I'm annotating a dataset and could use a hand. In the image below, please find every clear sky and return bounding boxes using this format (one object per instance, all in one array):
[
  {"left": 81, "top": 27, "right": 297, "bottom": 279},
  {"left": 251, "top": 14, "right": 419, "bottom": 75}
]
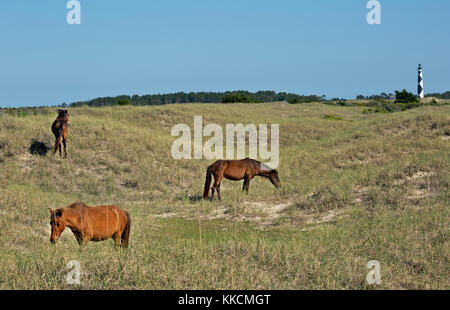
[{"left": 0, "top": 0, "right": 449, "bottom": 107}]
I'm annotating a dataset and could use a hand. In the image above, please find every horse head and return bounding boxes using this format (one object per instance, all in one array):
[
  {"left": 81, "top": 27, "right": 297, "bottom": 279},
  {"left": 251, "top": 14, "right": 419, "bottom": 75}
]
[
  {"left": 57, "top": 109, "right": 70, "bottom": 125},
  {"left": 269, "top": 170, "right": 282, "bottom": 188},
  {"left": 49, "top": 208, "right": 66, "bottom": 244}
]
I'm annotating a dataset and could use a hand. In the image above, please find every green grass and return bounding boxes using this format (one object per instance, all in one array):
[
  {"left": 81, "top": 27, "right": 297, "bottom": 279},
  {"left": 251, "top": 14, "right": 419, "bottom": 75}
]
[{"left": 0, "top": 102, "right": 449, "bottom": 289}]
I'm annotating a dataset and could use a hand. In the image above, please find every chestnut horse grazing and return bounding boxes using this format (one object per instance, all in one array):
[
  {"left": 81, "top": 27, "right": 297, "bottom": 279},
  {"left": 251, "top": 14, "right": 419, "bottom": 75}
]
[
  {"left": 203, "top": 158, "right": 281, "bottom": 200},
  {"left": 51, "top": 109, "right": 69, "bottom": 158},
  {"left": 49, "top": 202, "right": 131, "bottom": 248}
]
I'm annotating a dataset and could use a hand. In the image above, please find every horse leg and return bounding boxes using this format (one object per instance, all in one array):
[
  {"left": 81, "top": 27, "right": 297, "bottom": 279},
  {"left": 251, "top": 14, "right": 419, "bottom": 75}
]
[
  {"left": 75, "top": 234, "right": 88, "bottom": 250},
  {"left": 76, "top": 237, "right": 85, "bottom": 248},
  {"left": 75, "top": 234, "right": 83, "bottom": 245},
  {"left": 62, "top": 136, "right": 67, "bottom": 158},
  {"left": 53, "top": 137, "right": 61, "bottom": 155},
  {"left": 211, "top": 187, "right": 215, "bottom": 200},
  {"left": 112, "top": 232, "right": 121, "bottom": 248},
  {"left": 210, "top": 173, "right": 216, "bottom": 200},
  {"left": 243, "top": 176, "right": 250, "bottom": 194},
  {"left": 217, "top": 182, "right": 222, "bottom": 200},
  {"left": 213, "top": 175, "right": 223, "bottom": 200}
]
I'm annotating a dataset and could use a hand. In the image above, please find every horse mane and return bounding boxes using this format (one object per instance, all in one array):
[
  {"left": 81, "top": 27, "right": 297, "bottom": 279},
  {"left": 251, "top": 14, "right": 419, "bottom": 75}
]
[
  {"left": 245, "top": 158, "right": 274, "bottom": 172},
  {"left": 64, "top": 202, "right": 87, "bottom": 210},
  {"left": 245, "top": 158, "right": 262, "bottom": 165},
  {"left": 56, "top": 110, "right": 69, "bottom": 121}
]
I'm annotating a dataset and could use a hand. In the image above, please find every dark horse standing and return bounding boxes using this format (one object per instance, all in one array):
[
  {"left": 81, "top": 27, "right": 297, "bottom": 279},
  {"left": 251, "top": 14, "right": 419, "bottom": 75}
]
[
  {"left": 51, "top": 109, "right": 69, "bottom": 158},
  {"left": 203, "top": 158, "right": 281, "bottom": 200}
]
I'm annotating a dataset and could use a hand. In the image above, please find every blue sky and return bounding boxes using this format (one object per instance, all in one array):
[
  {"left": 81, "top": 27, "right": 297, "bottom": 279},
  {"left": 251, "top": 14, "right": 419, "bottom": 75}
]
[{"left": 0, "top": 0, "right": 449, "bottom": 107}]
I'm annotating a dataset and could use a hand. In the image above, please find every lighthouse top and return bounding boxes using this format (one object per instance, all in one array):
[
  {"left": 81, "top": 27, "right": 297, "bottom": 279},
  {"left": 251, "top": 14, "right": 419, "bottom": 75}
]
[{"left": 418, "top": 64, "right": 422, "bottom": 70}]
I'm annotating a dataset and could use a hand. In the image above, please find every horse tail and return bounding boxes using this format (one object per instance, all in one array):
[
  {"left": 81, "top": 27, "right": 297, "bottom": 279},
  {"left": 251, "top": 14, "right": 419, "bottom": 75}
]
[
  {"left": 203, "top": 166, "right": 212, "bottom": 199},
  {"left": 121, "top": 211, "right": 131, "bottom": 248},
  {"left": 52, "top": 122, "right": 63, "bottom": 154},
  {"left": 53, "top": 123, "right": 63, "bottom": 142},
  {"left": 58, "top": 125, "right": 63, "bottom": 141}
]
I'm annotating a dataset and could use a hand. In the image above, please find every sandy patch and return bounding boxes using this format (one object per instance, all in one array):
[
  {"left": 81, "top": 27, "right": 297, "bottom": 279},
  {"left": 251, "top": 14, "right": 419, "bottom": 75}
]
[
  {"left": 304, "top": 209, "right": 343, "bottom": 225},
  {"left": 18, "top": 152, "right": 35, "bottom": 172},
  {"left": 153, "top": 212, "right": 178, "bottom": 219}
]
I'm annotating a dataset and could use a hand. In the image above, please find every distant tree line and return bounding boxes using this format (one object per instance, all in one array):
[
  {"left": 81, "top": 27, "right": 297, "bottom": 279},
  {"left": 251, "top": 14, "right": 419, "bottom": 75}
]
[
  {"left": 69, "top": 91, "right": 324, "bottom": 107},
  {"left": 356, "top": 91, "right": 450, "bottom": 101},
  {"left": 220, "top": 93, "right": 262, "bottom": 103},
  {"left": 355, "top": 92, "right": 395, "bottom": 100},
  {"left": 425, "top": 91, "right": 450, "bottom": 99}
]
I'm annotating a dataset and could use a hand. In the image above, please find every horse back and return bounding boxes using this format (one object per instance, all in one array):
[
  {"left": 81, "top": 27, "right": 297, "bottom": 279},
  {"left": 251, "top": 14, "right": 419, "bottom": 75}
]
[
  {"left": 51, "top": 119, "right": 60, "bottom": 137},
  {"left": 87, "top": 205, "right": 126, "bottom": 224},
  {"left": 76, "top": 205, "right": 128, "bottom": 239},
  {"left": 51, "top": 118, "right": 69, "bottom": 138},
  {"left": 66, "top": 203, "right": 128, "bottom": 241},
  {"left": 211, "top": 159, "right": 260, "bottom": 180}
]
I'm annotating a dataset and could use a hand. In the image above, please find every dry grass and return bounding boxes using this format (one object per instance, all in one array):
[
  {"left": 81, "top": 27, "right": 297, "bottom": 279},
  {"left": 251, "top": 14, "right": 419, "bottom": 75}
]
[{"left": 0, "top": 102, "right": 448, "bottom": 289}]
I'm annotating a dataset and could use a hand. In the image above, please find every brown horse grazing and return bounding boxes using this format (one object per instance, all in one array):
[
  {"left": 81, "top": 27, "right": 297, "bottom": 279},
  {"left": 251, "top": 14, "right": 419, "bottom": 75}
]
[
  {"left": 49, "top": 202, "right": 131, "bottom": 248},
  {"left": 51, "top": 109, "right": 69, "bottom": 158},
  {"left": 203, "top": 158, "right": 281, "bottom": 200}
]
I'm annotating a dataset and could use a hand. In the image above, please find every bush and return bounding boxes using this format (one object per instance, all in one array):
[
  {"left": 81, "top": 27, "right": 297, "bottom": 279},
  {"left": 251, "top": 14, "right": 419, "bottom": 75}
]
[
  {"left": 362, "top": 108, "right": 387, "bottom": 114},
  {"left": 359, "top": 99, "right": 422, "bottom": 114},
  {"left": 395, "top": 89, "right": 418, "bottom": 104},
  {"left": 398, "top": 102, "right": 420, "bottom": 111},
  {"left": 220, "top": 93, "right": 261, "bottom": 103},
  {"left": 117, "top": 99, "right": 131, "bottom": 106},
  {"left": 288, "top": 98, "right": 302, "bottom": 104},
  {"left": 324, "top": 114, "right": 344, "bottom": 120},
  {"left": 288, "top": 96, "right": 322, "bottom": 104}
]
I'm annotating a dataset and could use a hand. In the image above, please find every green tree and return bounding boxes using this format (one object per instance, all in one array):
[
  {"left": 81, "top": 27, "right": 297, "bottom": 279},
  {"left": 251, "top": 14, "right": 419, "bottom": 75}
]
[
  {"left": 394, "top": 89, "right": 418, "bottom": 103},
  {"left": 117, "top": 99, "right": 131, "bottom": 106}
]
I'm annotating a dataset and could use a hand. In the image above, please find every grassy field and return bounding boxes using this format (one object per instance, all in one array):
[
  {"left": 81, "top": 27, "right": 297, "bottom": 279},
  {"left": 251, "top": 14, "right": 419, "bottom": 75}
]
[{"left": 0, "top": 102, "right": 448, "bottom": 289}]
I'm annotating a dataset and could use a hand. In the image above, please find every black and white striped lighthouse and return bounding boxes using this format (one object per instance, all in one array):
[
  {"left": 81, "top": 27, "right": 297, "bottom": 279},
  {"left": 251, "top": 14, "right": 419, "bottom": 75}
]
[{"left": 418, "top": 64, "right": 424, "bottom": 99}]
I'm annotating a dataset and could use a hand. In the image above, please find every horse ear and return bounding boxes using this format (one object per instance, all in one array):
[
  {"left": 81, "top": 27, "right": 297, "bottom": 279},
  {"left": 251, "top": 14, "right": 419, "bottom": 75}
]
[{"left": 49, "top": 208, "right": 54, "bottom": 213}]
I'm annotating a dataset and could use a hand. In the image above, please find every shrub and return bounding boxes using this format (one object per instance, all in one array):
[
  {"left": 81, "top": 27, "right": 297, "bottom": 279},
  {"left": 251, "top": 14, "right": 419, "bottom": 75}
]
[
  {"left": 395, "top": 89, "right": 419, "bottom": 104},
  {"left": 117, "top": 99, "right": 131, "bottom": 106},
  {"left": 288, "top": 98, "right": 302, "bottom": 104},
  {"left": 220, "top": 93, "right": 261, "bottom": 103},
  {"left": 362, "top": 108, "right": 387, "bottom": 114},
  {"left": 288, "top": 96, "right": 323, "bottom": 104},
  {"left": 324, "top": 114, "right": 344, "bottom": 120}
]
